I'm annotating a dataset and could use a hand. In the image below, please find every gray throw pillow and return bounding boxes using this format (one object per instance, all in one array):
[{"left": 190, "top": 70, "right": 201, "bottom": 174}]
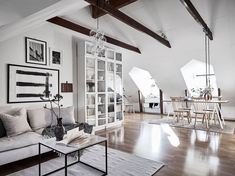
[
  {"left": 27, "top": 108, "right": 50, "bottom": 130},
  {"left": 0, "top": 108, "right": 32, "bottom": 137},
  {"left": 0, "top": 119, "right": 6, "bottom": 137},
  {"left": 52, "top": 106, "right": 76, "bottom": 125}
]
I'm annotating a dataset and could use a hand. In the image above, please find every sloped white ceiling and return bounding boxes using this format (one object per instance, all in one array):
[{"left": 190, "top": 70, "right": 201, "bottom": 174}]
[
  {"left": 1, "top": 0, "right": 234, "bottom": 106},
  {"left": 0, "top": 0, "right": 60, "bottom": 27},
  {"left": 63, "top": 0, "right": 235, "bottom": 105}
]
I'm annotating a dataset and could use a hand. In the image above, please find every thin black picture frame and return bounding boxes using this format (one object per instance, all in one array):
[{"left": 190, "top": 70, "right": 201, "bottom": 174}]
[
  {"left": 7, "top": 64, "right": 60, "bottom": 104},
  {"left": 25, "top": 37, "right": 47, "bottom": 65}
]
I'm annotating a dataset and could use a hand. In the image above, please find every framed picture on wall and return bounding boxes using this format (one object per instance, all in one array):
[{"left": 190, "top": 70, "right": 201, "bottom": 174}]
[
  {"left": 7, "top": 64, "right": 59, "bottom": 103},
  {"left": 50, "top": 48, "right": 63, "bottom": 67},
  {"left": 25, "top": 37, "right": 47, "bottom": 65}
]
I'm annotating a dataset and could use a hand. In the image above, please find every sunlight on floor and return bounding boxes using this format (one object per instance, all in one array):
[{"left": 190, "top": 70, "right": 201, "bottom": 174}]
[{"left": 161, "top": 124, "right": 180, "bottom": 147}]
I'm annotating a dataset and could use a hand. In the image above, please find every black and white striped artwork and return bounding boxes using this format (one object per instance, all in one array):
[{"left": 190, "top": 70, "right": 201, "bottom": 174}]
[
  {"left": 8, "top": 64, "right": 59, "bottom": 103},
  {"left": 26, "top": 37, "right": 47, "bottom": 65}
]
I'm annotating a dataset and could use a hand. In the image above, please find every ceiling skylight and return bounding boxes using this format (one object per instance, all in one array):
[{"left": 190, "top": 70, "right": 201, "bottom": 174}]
[
  {"left": 129, "top": 67, "right": 159, "bottom": 98},
  {"left": 181, "top": 59, "right": 218, "bottom": 97}
]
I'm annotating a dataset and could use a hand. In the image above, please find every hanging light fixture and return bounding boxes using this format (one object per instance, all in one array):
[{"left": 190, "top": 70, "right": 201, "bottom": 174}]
[
  {"left": 89, "top": 0, "right": 107, "bottom": 55},
  {"left": 203, "top": 34, "right": 213, "bottom": 100}
]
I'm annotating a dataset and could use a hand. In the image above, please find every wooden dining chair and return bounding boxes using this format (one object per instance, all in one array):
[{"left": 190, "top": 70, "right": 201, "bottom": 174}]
[
  {"left": 191, "top": 98, "right": 214, "bottom": 128},
  {"left": 203, "top": 98, "right": 223, "bottom": 128},
  {"left": 170, "top": 97, "right": 191, "bottom": 123}
]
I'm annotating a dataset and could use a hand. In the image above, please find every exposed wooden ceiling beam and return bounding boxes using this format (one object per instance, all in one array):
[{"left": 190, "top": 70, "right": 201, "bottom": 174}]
[
  {"left": 85, "top": 0, "right": 171, "bottom": 48},
  {"left": 47, "top": 17, "right": 141, "bottom": 54},
  {"left": 91, "top": 0, "right": 137, "bottom": 18},
  {"left": 180, "top": 0, "right": 213, "bottom": 40}
]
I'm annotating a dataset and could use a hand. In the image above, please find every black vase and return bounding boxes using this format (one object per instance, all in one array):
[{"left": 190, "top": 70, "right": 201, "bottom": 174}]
[{"left": 54, "top": 118, "right": 65, "bottom": 141}]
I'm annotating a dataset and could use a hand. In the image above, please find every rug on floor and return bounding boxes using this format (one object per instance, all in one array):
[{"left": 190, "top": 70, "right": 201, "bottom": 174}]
[
  {"left": 8, "top": 145, "right": 164, "bottom": 176},
  {"left": 147, "top": 118, "right": 235, "bottom": 134}
]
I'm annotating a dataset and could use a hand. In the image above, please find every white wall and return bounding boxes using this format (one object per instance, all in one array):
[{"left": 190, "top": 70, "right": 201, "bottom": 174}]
[{"left": 0, "top": 22, "right": 73, "bottom": 109}]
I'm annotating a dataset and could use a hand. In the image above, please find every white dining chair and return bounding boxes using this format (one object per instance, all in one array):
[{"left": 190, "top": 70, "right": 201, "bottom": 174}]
[
  {"left": 170, "top": 97, "right": 191, "bottom": 123},
  {"left": 191, "top": 98, "right": 215, "bottom": 128}
]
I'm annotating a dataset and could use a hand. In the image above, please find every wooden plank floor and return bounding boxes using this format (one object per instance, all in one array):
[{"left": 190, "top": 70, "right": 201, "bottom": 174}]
[
  {"left": 1, "top": 113, "right": 235, "bottom": 175},
  {"left": 96, "top": 113, "right": 235, "bottom": 176}
]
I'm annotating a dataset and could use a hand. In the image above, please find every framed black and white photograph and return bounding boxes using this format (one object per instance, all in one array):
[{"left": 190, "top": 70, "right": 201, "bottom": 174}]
[
  {"left": 50, "top": 48, "right": 63, "bottom": 67},
  {"left": 25, "top": 37, "right": 47, "bottom": 65},
  {"left": 7, "top": 64, "right": 59, "bottom": 103}
]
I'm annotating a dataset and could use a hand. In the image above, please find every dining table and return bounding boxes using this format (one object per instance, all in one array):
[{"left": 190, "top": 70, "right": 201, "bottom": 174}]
[{"left": 163, "top": 98, "right": 229, "bottom": 129}]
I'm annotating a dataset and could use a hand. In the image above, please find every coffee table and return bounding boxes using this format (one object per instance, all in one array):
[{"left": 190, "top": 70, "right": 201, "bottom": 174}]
[{"left": 38, "top": 135, "right": 107, "bottom": 176}]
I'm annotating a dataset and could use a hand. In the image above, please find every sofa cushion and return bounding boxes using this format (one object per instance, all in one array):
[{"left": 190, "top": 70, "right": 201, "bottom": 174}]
[
  {"left": 0, "top": 131, "right": 43, "bottom": 153},
  {"left": 0, "top": 106, "right": 12, "bottom": 138},
  {"left": 27, "top": 108, "right": 51, "bottom": 130},
  {"left": 0, "top": 108, "right": 32, "bottom": 137},
  {"left": 51, "top": 106, "right": 76, "bottom": 125}
]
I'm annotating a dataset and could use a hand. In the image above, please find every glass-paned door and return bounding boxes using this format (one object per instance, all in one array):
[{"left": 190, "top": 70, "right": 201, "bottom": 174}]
[
  {"left": 98, "top": 93, "right": 106, "bottom": 126},
  {"left": 107, "top": 62, "right": 115, "bottom": 92},
  {"left": 116, "top": 63, "right": 123, "bottom": 121},
  {"left": 108, "top": 93, "right": 115, "bottom": 123},
  {"left": 107, "top": 50, "right": 114, "bottom": 60},
  {"left": 86, "top": 94, "right": 96, "bottom": 126},
  {"left": 85, "top": 43, "right": 93, "bottom": 55},
  {"left": 116, "top": 52, "right": 122, "bottom": 62},
  {"left": 86, "top": 57, "right": 96, "bottom": 92},
  {"left": 97, "top": 59, "right": 106, "bottom": 92}
]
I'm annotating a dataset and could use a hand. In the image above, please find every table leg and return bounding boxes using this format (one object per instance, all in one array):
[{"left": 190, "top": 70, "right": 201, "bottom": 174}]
[
  {"left": 78, "top": 151, "right": 80, "bottom": 161},
  {"left": 65, "top": 154, "right": 67, "bottom": 176},
  {"left": 217, "top": 103, "right": 225, "bottom": 125},
  {"left": 105, "top": 140, "right": 108, "bottom": 175},
  {"left": 215, "top": 104, "right": 223, "bottom": 129},
  {"left": 38, "top": 143, "right": 41, "bottom": 176}
]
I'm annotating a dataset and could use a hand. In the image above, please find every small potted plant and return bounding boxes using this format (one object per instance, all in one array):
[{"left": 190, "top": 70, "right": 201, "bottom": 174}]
[{"left": 40, "top": 94, "right": 65, "bottom": 141}]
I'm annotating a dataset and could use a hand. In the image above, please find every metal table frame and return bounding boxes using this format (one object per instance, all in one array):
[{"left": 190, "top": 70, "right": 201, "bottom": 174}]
[{"left": 38, "top": 139, "right": 108, "bottom": 176}]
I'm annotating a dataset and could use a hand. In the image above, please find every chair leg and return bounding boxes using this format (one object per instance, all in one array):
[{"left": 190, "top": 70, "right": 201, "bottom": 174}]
[
  {"left": 187, "top": 112, "right": 190, "bottom": 124},
  {"left": 194, "top": 114, "right": 197, "bottom": 127},
  {"left": 213, "top": 110, "right": 216, "bottom": 125},
  {"left": 202, "top": 114, "right": 205, "bottom": 124},
  {"left": 180, "top": 112, "right": 183, "bottom": 120},
  {"left": 173, "top": 112, "right": 176, "bottom": 121},
  {"left": 205, "top": 114, "right": 209, "bottom": 129}
]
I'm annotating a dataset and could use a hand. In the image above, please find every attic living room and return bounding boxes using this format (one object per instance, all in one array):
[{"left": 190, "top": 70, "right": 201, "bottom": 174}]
[{"left": 0, "top": 0, "right": 235, "bottom": 175}]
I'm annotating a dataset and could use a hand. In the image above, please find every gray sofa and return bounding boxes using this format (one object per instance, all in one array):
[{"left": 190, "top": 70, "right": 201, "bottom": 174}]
[{"left": 0, "top": 106, "right": 76, "bottom": 166}]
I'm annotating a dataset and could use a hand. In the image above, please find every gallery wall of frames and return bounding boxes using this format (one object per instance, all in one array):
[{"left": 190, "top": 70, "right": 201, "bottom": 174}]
[{"left": 0, "top": 24, "right": 73, "bottom": 107}]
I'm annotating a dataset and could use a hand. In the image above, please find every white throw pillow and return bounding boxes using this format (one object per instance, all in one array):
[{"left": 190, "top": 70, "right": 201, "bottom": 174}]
[
  {"left": 52, "top": 106, "right": 76, "bottom": 125},
  {"left": 27, "top": 108, "right": 51, "bottom": 130},
  {"left": 0, "top": 108, "right": 32, "bottom": 137}
]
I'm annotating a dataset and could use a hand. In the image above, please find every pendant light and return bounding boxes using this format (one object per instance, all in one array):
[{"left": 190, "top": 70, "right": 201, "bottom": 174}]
[
  {"left": 89, "top": 0, "right": 107, "bottom": 55},
  {"left": 203, "top": 34, "right": 212, "bottom": 100}
]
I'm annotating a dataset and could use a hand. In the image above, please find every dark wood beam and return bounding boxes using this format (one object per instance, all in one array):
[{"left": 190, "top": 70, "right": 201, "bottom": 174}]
[
  {"left": 47, "top": 17, "right": 141, "bottom": 54},
  {"left": 180, "top": 0, "right": 213, "bottom": 40},
  {"left": 85, "top": 0, "right": 171, "bottom": 48},
  {"left": 91, "top": 0, "right": 137, "bottom": 18}
]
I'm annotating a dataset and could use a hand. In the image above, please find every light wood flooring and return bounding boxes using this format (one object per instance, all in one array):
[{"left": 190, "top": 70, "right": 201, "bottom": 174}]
[
  {"left": 97, "top": 113, "right": 235, "bottom": 176},
  {"left": 1, "top": 113, "right": 235, "bottom": 176}
]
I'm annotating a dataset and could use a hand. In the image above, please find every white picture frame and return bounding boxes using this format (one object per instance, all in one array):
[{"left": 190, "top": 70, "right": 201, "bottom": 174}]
[{"left": 7, "top": 64, "right": 59, "bottom": 103}]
